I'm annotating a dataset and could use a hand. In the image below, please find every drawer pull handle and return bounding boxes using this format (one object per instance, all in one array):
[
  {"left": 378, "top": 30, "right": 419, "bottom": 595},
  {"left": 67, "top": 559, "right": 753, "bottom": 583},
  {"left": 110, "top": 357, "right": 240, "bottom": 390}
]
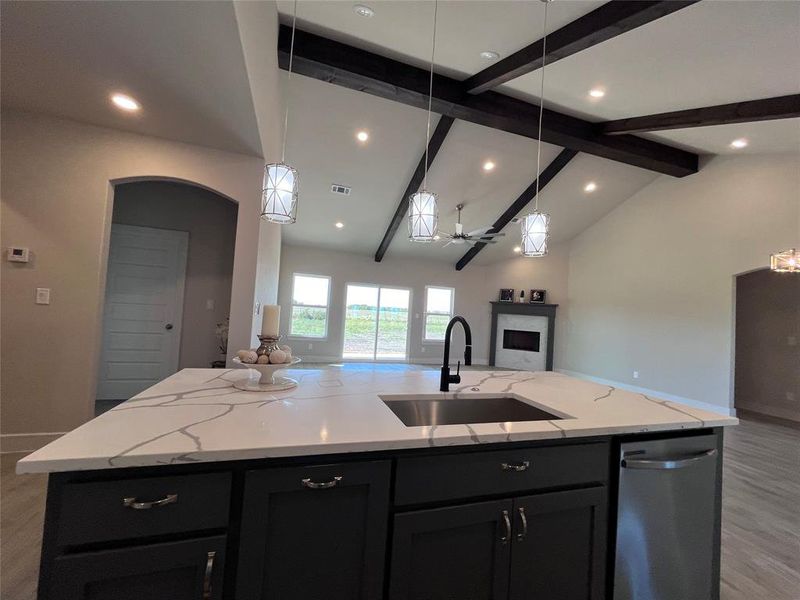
[
  {"left": 500, "top": 509, "right": 511, "bottom": 545},
  {"left": 202, "top": 551, "right": 216, "bottom": 600},
  {"left": 301, "top": 476, "right": 343, "bottom": 489},
  {"left": 516, "top": 507, "right": 528, "bottom": 542},
  {"left": 122, "top": 493, "right": 178, "bottom": 510},
  {"left": 501, "top": 461, "right": 530, "bottom": 472}
]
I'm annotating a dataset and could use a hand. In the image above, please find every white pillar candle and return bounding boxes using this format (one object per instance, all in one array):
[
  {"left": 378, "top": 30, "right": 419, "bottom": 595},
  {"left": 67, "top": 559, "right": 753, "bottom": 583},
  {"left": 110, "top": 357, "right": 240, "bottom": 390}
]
[{"left": 261, "top": 305, "right": 281, "bottom": 338}]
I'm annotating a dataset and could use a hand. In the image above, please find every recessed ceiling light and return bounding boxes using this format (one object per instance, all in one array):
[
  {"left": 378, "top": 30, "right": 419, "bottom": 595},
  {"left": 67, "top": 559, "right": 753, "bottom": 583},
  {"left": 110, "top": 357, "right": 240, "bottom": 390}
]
[
  {"left": 353, "top": 4, "right": 374, "bottom": 17},
  {"left": 584, "top": 181, "right": 597, "bottom": 193},
  {"left": 588, "top": 88, "right": 605, "bottom": 99},
  {"left": 111, "top": 93, "right": 140, "bottom": 112},
  {"left": 433, "top": 234, "right": 441, "bottom": 241},
  {"left": 335, "top": 222, "right": 344, "bottom": 229},
  {"left": 513, "top": 246, "right": 522, "bottom": 253},
  {"left": 482, "top": 160, "right": 496, "bottom": 172},
  {"left": 356, "top": 130, "right": 369, "bottom": 143},
  {"left": 730, "top": 138, "right": 748, "bottom": 149},
  {"left": 480, "top": 50, "right": 500, "bottom": 61}
]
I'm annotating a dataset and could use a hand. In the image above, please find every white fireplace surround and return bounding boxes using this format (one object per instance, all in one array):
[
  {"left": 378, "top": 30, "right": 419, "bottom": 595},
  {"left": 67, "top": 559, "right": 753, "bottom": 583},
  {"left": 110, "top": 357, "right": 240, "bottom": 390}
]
[{"left": 495, "top": 314, "right": 549, "bottom": 371}]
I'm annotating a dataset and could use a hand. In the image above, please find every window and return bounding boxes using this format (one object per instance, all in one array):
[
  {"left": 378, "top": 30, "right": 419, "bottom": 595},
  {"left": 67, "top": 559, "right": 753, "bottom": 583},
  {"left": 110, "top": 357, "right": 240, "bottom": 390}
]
[
  {"left": 424, "top": 286, "right": 454, "bottom": 341},
  {"left": 289, "top": 274, "right": 330, "bottom": 338}
]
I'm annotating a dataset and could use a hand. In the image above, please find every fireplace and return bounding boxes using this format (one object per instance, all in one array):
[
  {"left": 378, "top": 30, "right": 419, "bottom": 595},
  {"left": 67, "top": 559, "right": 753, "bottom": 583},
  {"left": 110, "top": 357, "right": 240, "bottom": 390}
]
[
  {"left": 503, "top": 329, "right": 541, "bottom": 352},
  {"left": 489, "top": 302, "right": 557, "bottom": 371}
]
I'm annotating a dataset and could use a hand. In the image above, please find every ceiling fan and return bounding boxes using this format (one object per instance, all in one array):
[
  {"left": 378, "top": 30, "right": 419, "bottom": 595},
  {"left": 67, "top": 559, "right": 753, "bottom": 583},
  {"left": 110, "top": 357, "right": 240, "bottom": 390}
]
[{"left": 439, "top": 204, "right": 505, "bottom": 247}]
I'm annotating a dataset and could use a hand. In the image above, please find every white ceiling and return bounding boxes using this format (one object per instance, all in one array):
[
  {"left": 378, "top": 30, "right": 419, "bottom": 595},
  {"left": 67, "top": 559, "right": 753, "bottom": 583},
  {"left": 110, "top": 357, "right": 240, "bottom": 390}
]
[
  {"left": 1, "top": 0, "right": 262, "bottom": 155},
  {"left": 4, "top": 0, "right": 797, "bottom": 268},
  {"left": 502, "top": 1, "right": 800, "bottom": 124},
  {"left": 282, "top": 73, "right": 659, "bottom": 266}
]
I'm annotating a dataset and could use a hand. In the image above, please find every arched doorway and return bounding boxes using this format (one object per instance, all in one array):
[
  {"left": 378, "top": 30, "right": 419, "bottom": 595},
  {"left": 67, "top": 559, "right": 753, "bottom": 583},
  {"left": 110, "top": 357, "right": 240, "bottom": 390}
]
[{"left": 96, "top": 180, "right": 238, "bottom": 413}]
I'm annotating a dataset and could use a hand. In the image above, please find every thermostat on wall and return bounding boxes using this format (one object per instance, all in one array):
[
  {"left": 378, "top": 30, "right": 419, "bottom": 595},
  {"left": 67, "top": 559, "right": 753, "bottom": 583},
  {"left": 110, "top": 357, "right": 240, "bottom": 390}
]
[{"left": 7, "top": 247, "right": 30, "bottom": 263}]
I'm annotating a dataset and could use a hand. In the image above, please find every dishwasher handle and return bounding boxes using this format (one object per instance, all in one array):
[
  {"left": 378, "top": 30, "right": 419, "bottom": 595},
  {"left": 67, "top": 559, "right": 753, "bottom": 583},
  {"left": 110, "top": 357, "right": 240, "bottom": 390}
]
[{"left": 621, "top": 448, "right": 717, "bottom": 470}]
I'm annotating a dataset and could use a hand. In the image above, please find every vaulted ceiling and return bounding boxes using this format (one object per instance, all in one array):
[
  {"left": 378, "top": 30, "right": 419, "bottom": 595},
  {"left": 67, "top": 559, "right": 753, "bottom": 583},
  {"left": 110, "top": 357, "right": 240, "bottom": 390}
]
[
  {"left": 2, "top": 1, "right": 798, "bottom": 268},
  {"left": 277, "top": 0, "right": 799, "bottom": 266}
]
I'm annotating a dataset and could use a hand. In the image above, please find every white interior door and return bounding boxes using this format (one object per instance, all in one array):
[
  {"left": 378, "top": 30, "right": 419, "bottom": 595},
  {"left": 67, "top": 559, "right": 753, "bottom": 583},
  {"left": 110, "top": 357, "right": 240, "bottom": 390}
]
[{"left": 97, "top": 224, "right": 188, "bottom": 400}]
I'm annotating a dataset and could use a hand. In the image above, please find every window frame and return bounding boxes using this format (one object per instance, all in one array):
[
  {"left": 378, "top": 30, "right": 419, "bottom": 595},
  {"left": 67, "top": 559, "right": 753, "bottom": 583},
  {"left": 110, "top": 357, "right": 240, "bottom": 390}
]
[
  {"left": 288, "top": 273, "right": 332, "bottom": 340},
  {"left": 423, "top": 285, "right": 455, "bottom": 342},
  {"left": 341, "top": 282, "right": 413, "bottom": 361}
]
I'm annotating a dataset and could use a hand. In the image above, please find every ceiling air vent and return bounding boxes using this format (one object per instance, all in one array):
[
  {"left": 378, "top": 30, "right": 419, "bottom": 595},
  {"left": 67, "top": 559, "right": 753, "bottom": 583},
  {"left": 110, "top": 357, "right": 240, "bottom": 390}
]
[{"left": 331, "top": 184, "right": 351, "bottom": 196}]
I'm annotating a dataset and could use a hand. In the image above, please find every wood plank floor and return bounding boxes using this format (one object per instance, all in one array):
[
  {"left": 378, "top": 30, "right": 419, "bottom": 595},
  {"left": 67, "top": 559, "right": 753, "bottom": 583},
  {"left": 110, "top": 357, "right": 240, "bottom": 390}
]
[{"left": 1, "top": 418, "right": 797, "bottom": 599}]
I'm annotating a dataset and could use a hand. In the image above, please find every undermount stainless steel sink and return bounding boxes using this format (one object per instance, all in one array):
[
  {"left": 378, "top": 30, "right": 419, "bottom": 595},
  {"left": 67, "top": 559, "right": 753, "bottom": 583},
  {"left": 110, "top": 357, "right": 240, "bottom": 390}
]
[{"left": 380, "top": 395, "right": 562, "bottom": 427}]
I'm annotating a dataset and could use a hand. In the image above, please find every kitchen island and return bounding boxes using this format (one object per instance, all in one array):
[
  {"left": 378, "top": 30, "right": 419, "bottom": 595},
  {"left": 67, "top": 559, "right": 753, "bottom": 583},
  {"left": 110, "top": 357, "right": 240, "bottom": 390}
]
[{"left": 20, "top": 365, "right": 737, "bottom": 600}]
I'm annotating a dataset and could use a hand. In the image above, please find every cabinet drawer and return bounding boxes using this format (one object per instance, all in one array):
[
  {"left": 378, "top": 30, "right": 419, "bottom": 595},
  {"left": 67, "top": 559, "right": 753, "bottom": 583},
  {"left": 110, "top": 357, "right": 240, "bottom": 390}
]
[
  {"left": 395, "top": 443, "right": 608, "bottom": 505},
  {"left": 56, "top": 472, "right": 231, "bottom": 545}
]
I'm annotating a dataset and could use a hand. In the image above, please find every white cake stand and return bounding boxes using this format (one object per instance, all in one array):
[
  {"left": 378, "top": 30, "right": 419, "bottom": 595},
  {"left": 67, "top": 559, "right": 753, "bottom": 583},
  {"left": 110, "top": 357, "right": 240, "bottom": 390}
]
[{"left": 231, "top": 357, "right": 301, "bottom": 392}]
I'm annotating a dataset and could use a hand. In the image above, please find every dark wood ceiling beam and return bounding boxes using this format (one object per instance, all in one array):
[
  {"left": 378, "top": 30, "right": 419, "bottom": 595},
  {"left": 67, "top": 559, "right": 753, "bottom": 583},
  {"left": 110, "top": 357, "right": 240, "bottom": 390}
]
[
  {"left": 374, "top": 116, "right": 455, "bottom": 262},
  {"left": 278, "top": 26, "right": 698, "bottom": 178},
  {"left": 600, "top": 94, "right": 800, "bottom": 135},
  {"left": 455, "top": 148, "right": 578, "bottom": 271},
  {"left": 464, "top": 0, "right": 700, "bottom": 95}
]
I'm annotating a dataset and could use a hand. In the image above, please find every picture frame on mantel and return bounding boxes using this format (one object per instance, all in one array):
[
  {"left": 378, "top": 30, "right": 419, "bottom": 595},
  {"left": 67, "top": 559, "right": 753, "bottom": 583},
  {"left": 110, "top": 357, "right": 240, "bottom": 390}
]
[
  {"left": 499, "top": 288, "right": 514, "bottom": 303},
  {"left": 530, "top": 289, "right": 546, "bottom": 304}
]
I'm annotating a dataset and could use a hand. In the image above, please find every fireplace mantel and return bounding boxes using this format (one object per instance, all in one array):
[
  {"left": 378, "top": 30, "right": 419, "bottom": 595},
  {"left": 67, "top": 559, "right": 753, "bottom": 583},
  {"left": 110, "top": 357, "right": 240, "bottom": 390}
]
[{"left": 489, "top": 302, "right": 558, "bottom": 370}]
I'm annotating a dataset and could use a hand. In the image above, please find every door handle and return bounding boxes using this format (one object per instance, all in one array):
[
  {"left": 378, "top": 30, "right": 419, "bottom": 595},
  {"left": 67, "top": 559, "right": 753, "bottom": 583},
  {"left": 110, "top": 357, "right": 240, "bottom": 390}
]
[
  {"left": 516, "top": 507, "right": 528, "bottom": 542},
  {"left": 202, "top": 551, "right": 216, "bottom": 600},
  {"left": 301, "top": 476, "right": 343, "bottom": 489},
  {"left": 165, "top": 323, "right": 174, "bottom": 330},
  {"left": 500, "top": 509, "right": 511, "bottom": 545},
  {"left": 621, "top": 448, "right": 717, "bottom": 470}
]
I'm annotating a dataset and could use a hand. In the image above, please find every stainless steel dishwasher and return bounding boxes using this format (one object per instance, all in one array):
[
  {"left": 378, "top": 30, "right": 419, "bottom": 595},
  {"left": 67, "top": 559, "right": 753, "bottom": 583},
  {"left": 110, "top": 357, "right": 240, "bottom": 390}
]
[{"left": 614, "top": 434, "right": 720, "bottom": 600}]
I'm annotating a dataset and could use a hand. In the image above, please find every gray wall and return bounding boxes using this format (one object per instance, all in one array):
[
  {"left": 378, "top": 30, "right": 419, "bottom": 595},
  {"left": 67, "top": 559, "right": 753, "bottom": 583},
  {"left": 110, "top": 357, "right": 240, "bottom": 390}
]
[
  {"left": 113, "top": 181, "right": 237, "bottom": 368},
  {"left": 277, "top": 244, "right": 570, "bottom": 365},
  {"left": 735, "top": 268, "right": 800, "bottom": 423},
  {"left": 561, "top": 153, "right": 799, "bottom": 413}
]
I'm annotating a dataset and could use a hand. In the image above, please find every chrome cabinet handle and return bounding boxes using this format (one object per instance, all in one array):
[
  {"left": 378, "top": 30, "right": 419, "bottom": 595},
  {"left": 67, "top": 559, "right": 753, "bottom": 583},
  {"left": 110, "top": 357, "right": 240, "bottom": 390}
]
[
  {"left": 621, "top": 449, "right": 717, "bottom": 470},
  {"left": 501, "top": 460, "right": 530, "bottom": 472},
  {"left": 202, "top": 551, "right": 216, "bottom": 600},
  {"left": 500, "top": 509, "right": 511, "bottom": 545},
  {"left": 516, "top": 507, "right": 528, "bottom": 542},
  {"left": 301, "top": 476, "right": 343, "bottom": 489},
  {"left": 122, "top": 493, "right": 178, "bottom": 510}
]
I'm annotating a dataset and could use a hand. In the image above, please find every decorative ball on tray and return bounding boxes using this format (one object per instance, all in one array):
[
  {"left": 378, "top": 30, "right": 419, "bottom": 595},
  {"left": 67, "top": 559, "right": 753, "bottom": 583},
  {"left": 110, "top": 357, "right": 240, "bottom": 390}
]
[{"left": 231, "top": 305, "right": 301, "bottom": 391}]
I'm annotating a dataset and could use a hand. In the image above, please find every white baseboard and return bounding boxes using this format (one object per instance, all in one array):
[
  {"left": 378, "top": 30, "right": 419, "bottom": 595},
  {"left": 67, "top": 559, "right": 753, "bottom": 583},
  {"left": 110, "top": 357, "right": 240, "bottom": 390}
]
[
  {"left": 1, "top": 432, "right": 65, "bottom": 454},
  {"left": 557, "top": 369, "right": 735, "bottom": 417}
]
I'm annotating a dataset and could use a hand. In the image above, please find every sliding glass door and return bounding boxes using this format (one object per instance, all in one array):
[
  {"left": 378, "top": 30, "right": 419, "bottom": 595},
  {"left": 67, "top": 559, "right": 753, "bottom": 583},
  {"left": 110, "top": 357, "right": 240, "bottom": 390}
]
[{"left": 343, "top": 284, "right": 410, "bottom": 360}]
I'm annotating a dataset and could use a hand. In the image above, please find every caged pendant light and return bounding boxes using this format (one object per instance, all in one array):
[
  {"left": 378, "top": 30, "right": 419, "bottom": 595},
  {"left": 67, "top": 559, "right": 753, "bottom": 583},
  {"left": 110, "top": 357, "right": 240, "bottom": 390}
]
[
  {"left": 262, "top": 0, "right": 299, "bottom": 224},
  {"left": 770, "top": 248, "right": 798, "bottom": 273},
  {"left": 521, "top": 0, "right": 554, "bottom": 257},
  {"left": 409, "top": 0, "right": 440, "bottom": 242}
]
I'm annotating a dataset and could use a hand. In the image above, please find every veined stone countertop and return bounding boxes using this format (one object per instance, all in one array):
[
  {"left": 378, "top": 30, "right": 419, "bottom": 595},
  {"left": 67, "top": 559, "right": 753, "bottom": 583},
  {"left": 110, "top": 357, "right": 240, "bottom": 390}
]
[{"left": 17, "top": 365, "right": 737, "bottom": 474}]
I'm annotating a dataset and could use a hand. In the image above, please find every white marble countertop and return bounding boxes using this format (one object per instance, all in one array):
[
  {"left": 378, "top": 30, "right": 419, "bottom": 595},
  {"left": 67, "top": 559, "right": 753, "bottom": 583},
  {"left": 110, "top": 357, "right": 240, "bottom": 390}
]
[{"left": 17, "top": 365, "right": 737, "bottom": 474}]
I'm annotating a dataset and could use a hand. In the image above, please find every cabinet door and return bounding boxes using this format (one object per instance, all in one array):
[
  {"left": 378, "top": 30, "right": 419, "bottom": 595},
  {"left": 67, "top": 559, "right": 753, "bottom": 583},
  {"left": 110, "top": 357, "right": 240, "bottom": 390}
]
[
  {"left": 389, "top": 499, "right": 513, "bottom": 600},
  {"left": 236, "top": 460, "right": 391, "bottom": 600},
  {"left": 47, "top": 536, "right": 225, "bottom": 600},
  {"left": 509, "top": 487, "right": 607, "bottom": 600}
]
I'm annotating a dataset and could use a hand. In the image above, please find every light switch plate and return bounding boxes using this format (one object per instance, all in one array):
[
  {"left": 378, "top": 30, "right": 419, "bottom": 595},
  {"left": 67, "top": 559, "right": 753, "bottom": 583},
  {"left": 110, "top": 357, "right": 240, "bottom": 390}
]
[{"left": 36, "top": 288, "right": 50, "bottom": 305}]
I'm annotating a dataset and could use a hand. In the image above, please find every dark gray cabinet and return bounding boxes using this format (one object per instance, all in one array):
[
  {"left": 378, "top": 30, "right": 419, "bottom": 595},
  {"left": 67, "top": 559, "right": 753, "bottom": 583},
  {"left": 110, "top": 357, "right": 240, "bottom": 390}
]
[
  {"left": 47, "top": 535, "right": 225, "bottom": 600},
  {"left": 389, "top": 488, "right": 607, "bottom": 600},
  {"left": 236, "top": 460, "right": 391, "bottom": 600},
  {"left": 510, "top": 487, "right": 607, "bottom": 600},
  {"left": 390, "top": 499, "right": 513, "bottom": 600}
]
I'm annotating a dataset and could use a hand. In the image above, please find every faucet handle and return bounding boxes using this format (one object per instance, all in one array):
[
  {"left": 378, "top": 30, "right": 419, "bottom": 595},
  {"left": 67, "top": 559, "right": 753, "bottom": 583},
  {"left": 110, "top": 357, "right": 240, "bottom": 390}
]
[{"left": 451, "top": 361, "right": 462, "bottom": 384}]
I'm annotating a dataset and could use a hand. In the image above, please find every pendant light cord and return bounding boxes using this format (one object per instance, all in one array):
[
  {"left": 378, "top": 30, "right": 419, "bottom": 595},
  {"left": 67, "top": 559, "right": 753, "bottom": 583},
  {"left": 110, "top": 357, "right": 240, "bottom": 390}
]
[
  {"left": 533, "top": 0, "right": 549, "bottom": 212},
  {"left": 423, "top": 0, "right": 438, "bottom": 191},
  {"left": 281, "top": 0, "right": 298, "bottom": 164}
]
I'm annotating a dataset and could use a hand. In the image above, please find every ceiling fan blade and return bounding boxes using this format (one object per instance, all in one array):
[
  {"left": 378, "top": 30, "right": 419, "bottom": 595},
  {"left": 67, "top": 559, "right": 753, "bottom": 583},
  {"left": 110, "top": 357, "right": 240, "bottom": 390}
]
[
  {"left": 442, "top": 240, "right": 454, "bottom": 247},
  {"left": 466, "top": 226, "right": 494, "bottom": 236}
]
